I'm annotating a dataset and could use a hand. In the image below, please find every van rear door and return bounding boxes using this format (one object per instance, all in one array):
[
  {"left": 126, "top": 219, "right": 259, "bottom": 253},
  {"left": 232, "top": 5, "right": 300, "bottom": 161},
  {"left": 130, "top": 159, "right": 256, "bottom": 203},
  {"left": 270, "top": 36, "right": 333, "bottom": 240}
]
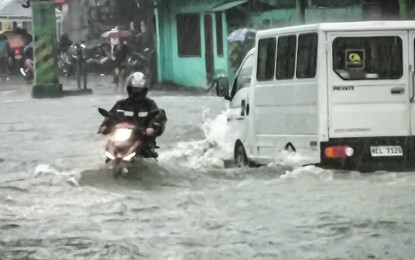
[
  {"left": 327, "top": 32, "right": 409, "bottom": 138},
  {"left": 408, "top": 31, "right": 415, "bottom": 135}
]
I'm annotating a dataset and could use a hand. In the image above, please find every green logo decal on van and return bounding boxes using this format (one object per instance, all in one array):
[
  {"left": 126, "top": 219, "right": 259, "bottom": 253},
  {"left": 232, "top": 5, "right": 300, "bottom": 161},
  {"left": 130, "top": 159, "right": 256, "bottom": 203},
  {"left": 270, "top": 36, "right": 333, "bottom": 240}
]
[{"left": 346, "top": 49, "right": 365, "bottom": 69}]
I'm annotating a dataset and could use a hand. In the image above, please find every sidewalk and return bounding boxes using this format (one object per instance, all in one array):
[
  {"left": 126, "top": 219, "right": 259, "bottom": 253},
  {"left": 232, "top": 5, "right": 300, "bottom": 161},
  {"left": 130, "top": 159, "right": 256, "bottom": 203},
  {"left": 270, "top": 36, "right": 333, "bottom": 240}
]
[
  {"left": 0, "top": 75, "right": 32, "bottom": 96},
  {"left": 75, "top": 74, "right": 214, "bottom": 96},
  {"left": 0, "top": 74, "right": 216, "bottom": 97}
]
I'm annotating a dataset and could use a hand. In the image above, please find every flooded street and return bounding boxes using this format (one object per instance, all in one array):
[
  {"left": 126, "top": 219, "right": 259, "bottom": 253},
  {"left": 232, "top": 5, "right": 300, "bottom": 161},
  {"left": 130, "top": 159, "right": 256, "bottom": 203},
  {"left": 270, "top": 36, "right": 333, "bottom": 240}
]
[{"left": 1, "top": 78, "right": 415, "bottom": 260}]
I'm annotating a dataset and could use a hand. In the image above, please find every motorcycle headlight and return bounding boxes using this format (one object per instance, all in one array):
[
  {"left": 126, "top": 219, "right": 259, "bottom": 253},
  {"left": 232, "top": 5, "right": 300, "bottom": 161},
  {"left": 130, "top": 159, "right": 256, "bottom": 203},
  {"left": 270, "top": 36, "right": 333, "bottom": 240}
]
[{"left": 114, "top": 128, "right": 133, "bottom": 142}]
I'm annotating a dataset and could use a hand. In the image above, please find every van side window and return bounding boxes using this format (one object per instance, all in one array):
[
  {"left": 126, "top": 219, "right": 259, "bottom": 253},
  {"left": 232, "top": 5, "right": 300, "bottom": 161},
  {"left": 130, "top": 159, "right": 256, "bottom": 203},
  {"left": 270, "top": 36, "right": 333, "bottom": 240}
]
[
  {"left": 297, "top": 33, "right": 318, "bottom": 78},
  {"left": 256, "top": 38, "right": 276, "bottom": 81},
  {"left": 232, "top": 54, "right": 256, "bottom": 96},
  {"left": 276, "top": 35, "right": 296, "bottom": 80}
]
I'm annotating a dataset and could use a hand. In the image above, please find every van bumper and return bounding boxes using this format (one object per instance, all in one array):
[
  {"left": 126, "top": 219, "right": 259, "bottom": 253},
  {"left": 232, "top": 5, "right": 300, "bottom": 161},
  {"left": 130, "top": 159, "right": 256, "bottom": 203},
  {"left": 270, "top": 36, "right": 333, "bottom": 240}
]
[{"left": 319, "top": 137, "right": 415, "bottom": 172}]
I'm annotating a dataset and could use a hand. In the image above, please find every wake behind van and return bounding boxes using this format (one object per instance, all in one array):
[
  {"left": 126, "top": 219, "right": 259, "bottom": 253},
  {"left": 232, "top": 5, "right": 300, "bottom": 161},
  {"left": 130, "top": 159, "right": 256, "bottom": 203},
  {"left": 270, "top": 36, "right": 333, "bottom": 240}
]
[{"left": 216, "top": 21, "right": 415, "bottom": 171}]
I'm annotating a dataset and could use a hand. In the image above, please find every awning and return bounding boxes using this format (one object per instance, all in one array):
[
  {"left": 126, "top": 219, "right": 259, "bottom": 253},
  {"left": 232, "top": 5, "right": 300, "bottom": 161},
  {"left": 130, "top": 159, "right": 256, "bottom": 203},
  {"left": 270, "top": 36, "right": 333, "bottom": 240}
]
[
  {"left": 209, "top": 0, "right": 247, "bottom": 12},
  {"left": 0, "top": 0, "right": 62, "bottom": 22}
]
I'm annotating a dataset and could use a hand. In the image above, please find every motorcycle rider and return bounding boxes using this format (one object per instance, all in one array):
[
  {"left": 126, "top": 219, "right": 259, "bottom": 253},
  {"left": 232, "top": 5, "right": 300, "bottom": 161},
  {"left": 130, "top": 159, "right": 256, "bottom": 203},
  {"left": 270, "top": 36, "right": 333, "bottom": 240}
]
[{"left": 97, "top": 72, "right": 166, "bottom": 159}]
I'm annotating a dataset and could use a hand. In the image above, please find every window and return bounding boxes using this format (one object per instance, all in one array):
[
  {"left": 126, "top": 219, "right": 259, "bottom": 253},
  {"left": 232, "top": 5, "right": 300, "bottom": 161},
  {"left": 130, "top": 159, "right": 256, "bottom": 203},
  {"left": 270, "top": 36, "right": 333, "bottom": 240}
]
[
  {"left": 231, "top": 54, "right": 256, "bottom": 97},
  {"left": 333, "top": 36, "right": 403, "bottom": 80},
  {"left": 276, "top": 35, "right": 296, "bottom": 80},
  {"left": 215, "top": 12, "right": 223, "bottom": 56},
  {"left": 296, "top": 33, "right": 318, "bottom": 78},
  {"left": 177, "top": 14, "right": 201, "bottom": 56},
  {"left": 256, "top": 38, "right": 276, "bottom": 81}
]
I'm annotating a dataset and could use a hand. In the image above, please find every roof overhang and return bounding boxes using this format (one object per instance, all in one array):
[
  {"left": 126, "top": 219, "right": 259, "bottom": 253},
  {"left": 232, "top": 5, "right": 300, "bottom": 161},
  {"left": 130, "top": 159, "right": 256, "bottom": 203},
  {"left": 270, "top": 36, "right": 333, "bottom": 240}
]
[{"left": 209, "top": 0, "right": 247, "bottom": 12}]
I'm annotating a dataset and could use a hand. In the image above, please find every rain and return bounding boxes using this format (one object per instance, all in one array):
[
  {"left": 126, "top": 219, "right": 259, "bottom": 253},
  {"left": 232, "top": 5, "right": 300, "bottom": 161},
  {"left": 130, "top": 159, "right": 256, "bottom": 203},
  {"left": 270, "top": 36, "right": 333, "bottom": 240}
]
[{"left": 1, "top": 0, "right": 415, "bottom": 259}]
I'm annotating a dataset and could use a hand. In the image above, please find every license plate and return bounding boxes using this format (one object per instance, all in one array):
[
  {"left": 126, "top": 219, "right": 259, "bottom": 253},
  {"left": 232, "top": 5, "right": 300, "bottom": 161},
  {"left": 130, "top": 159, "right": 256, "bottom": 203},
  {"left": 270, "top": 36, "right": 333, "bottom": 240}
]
[
  {"left": 370, "top": 146, "right": 403, "bottom": 157},
  {"left": 15, "top": 55, "right": 22, "bottom": 59}
]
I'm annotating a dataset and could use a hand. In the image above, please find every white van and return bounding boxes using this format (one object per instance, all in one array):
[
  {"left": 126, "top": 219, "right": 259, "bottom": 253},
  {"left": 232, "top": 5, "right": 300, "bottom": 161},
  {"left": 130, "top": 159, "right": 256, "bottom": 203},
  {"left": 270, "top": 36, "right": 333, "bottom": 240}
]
[{"left": 216, "top": 21, "right": 415, "bottom": 171}]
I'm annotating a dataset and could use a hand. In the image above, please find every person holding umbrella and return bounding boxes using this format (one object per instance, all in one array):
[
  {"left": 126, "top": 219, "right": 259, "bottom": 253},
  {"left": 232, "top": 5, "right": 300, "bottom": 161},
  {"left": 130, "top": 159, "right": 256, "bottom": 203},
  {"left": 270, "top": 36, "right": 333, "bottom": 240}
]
[
  {"left": 102, "top": 26, "right": 131, "bottom": 59},
  {"left": 101, "top": 27, "right": 131, "bottom": 92},
  {"left": 228, "top": 28, "right": 257, "bottom": 72}
]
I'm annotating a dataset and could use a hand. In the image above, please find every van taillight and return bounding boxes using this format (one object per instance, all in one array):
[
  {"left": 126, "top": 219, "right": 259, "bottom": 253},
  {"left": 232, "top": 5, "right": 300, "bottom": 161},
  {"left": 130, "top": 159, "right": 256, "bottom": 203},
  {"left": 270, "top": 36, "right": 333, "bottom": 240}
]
[{"left": 324, "top": 146, "right": 354, "bottom": 159}]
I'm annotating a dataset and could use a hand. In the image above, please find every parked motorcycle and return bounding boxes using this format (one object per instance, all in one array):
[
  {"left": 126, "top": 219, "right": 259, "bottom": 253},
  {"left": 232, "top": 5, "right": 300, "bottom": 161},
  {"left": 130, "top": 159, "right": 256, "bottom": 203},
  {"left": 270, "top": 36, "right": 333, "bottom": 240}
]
[
  {"left": 98, "top": 107, "right": 160, "bottom": 177},
  {"left": 19, "top": 44, "right": 34, "bottom": 82},
  {"left": 84, "top": 42, "right": 112, "bottom": 75},
  {"left": 125, "top": 48, "right": 155, "bottom": 89},
  {"left": 58, "top": 44, "right": 79, "bottom": 77},
  {"left": 19, "top": 58, "right": 33, "bottom": 82},
  {"left": 8, "top": 46, "right": 25, "bottom": 74}
]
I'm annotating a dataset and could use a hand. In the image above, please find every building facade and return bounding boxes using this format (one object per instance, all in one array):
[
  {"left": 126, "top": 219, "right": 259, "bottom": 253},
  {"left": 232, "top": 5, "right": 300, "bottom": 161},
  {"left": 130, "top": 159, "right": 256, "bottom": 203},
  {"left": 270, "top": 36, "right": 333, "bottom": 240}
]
[{"left": 63, "top": 0, "right": 414, "bottom": 88}]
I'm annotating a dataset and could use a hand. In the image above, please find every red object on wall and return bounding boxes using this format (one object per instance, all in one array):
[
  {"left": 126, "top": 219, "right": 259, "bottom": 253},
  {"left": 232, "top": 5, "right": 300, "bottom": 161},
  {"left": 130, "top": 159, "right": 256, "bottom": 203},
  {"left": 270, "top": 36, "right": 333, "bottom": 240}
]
[{"left": 54, "top": 0, "right": 67, "bottom": 4}]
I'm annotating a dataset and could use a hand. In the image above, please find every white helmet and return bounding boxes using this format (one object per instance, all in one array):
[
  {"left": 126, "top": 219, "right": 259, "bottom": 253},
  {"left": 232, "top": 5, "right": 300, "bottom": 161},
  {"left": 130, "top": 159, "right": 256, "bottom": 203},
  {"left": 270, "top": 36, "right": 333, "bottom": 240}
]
[
  {"left": 126, "top": 72, "right": 147, "bottom": 88},
  {"left": 126, "top": 72, "right": 148, "bottom": 100}
]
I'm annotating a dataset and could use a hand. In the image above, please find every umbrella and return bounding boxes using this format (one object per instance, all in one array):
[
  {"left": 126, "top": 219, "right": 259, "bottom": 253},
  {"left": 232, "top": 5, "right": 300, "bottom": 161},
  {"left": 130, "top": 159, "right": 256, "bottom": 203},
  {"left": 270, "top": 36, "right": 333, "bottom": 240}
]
[
  {"left": 228, "top": 28, "right": 257, "bottom": 43},
  {"left": 101, "top": 28, "right": 131, "bottom": 39}
]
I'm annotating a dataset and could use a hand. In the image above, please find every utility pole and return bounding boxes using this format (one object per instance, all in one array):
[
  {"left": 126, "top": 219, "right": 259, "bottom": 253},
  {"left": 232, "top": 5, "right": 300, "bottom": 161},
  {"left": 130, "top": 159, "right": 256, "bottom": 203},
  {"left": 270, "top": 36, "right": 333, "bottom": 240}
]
[
  {"left": 296, "top": 0, "right": 306, "bottom": 24},
  {"left": 399, "top": 0, "right": 408, "bottom": 19},
  {"left": 24, "top": 0, "right": 92, "bottom": 98},
  {"left": 30, "top": 0, "right": 61, "bottom": 98}
]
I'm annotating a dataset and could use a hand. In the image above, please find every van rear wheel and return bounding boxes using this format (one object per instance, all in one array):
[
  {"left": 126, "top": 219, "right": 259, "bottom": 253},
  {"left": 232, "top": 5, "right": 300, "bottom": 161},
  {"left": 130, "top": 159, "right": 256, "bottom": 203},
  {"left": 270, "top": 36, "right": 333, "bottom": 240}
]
[{"left": 234, "top": 142, "right": 249, "bottom": 167}]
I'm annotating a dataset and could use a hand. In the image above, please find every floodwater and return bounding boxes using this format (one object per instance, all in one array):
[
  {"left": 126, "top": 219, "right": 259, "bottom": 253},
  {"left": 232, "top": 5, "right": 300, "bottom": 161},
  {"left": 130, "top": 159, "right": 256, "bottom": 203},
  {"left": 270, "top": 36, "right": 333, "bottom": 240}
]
[{"left": 1, "top": 77, "right": 415, "bottom": 260}]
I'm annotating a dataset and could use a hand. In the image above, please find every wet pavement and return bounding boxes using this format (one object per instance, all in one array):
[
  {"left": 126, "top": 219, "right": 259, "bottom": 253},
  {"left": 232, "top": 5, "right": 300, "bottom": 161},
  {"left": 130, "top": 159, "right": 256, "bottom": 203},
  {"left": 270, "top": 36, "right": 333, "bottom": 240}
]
[{"left": 1, "top": 76, "right": 415, "bottom": 260}]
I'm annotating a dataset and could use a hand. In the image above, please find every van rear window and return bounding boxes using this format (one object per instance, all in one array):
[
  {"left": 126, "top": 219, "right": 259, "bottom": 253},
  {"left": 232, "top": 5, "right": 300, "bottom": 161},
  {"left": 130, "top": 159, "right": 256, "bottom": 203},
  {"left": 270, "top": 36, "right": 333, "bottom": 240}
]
[{"left": 332, "top": 36, "right": 403, "bottom": 80}]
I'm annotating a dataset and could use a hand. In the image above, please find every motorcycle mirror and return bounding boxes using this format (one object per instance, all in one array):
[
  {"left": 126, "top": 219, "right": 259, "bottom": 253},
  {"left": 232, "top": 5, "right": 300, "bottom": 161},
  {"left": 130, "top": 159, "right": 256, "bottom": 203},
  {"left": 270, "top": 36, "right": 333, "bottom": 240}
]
[{"left": 98, "top": 108, "right": 110, "bottom": 117}]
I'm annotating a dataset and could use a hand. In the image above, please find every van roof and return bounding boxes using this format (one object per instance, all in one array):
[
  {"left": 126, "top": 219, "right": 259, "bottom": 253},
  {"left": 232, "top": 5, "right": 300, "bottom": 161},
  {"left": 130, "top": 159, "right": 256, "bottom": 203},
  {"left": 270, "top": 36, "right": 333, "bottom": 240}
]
[{"left": 257, "top": 20, "right": 415, "bottom": 37}]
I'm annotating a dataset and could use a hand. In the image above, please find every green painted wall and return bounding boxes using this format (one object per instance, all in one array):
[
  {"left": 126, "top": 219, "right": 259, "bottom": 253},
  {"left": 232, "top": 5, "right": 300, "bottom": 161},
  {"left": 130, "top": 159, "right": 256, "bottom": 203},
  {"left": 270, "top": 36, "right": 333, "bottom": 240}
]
[
  {"left": 154, "top": 0, "right": 365, "bottom": 88},
  {"left": 156, "top": 0, "right": 231, "bottom": 88},
  {"left": 250, "top": 5, "right": 362, "bottom": 28},
  {"left": 214, "top": 12, "right": 230, "bottom": 82},
  {"left": 306, "top": 6, "right": 362, "bottom": 23}
]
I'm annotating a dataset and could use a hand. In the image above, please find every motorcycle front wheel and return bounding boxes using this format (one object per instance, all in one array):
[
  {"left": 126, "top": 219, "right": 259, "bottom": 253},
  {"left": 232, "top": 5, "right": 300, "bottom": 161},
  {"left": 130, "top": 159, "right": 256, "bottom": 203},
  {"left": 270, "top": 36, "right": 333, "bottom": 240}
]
[{"left": 112, "top": 165, "right": 125, "bottom": 178}]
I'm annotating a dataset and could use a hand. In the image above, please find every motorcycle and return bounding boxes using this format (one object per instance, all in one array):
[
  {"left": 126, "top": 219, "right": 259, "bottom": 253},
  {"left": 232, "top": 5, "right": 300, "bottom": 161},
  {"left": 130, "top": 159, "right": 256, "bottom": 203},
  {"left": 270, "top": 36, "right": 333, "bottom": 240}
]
[{"left": 98, "top": 108, "right": 160, "bottom": 177}]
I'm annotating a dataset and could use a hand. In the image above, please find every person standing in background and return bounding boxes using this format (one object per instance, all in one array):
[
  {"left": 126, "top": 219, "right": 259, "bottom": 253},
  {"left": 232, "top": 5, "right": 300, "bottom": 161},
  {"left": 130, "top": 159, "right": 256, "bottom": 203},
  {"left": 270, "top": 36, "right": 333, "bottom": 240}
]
[
  {"left": 113, "top": 40, "right": 129, "bottom": 92},
  {"left": 136, "top": 20, "right": 156, "bottom": 83},
  {"left": 126, "top": 21, "right": 139, "bottom": 53},
  {"left": 0, "top": 31, "right": 10, "bottom": 81},
  {"left": 58, "top": 33, "right": 72, "bottom": 54},
  {"left": 109, "top": 26, "right": 120, "bottom": 84},
  {"left": 137, "top": 20, "right": 154, "bottom": 53},
  {"left": 110, "top": 26, "right": 120, "bottom": 61}
]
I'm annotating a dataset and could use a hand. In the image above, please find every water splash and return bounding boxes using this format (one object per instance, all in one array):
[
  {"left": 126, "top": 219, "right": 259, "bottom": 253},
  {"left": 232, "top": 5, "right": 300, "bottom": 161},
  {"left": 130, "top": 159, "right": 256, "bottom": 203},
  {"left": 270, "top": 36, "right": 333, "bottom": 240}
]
[
  {"left": 280, "top": 165, "right": 334, "bottom": 181},
  {"left": 159, "top": 110, "right": 233, "bottom": 169},
  {"left": 33, "top": 164, "right": 62, "bottom": 177},
  {"left": 30, "top": 164, "right": 81, "bottom": 187}
]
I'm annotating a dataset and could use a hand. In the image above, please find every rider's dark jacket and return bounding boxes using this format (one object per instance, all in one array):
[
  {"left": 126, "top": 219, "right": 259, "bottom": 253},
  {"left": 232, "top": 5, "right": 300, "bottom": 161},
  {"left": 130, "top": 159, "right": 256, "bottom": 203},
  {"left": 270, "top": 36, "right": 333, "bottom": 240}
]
[{"left": 100, "top": 97, "right": 166, "bottom": 136}]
